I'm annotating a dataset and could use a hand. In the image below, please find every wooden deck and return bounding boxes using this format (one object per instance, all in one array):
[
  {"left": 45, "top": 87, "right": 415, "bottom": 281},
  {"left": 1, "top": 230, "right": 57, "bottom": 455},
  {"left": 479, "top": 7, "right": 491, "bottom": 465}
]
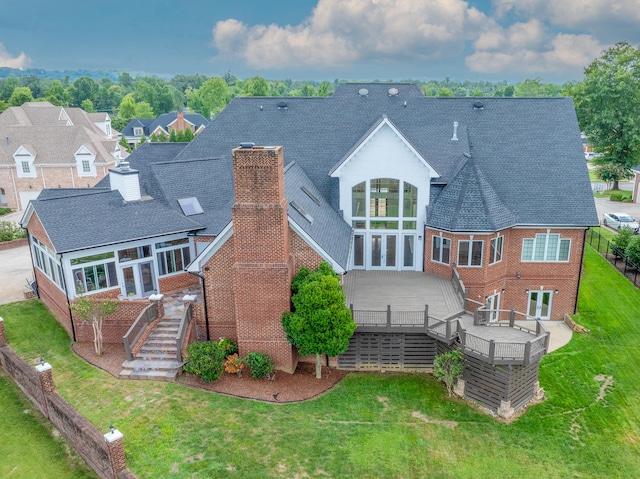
[{"left": 343, "top": 271, "right": 463, "bottom": 319}]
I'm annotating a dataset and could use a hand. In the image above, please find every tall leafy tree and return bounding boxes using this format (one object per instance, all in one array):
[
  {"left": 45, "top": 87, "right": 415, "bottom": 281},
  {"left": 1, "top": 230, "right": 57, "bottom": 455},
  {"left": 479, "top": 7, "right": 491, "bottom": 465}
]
[
  {"left": 188, "top": 77, "right": 230, "bottom": 118},
  {"left": 243, "top": 76, "right": 269, "bottom": 96},
  {"left": 69, "top": 76, "right": 99, "bottom": 107},
  {"left": 0, "top": 75, "right": 19, "bottom": 101},
  {"left": 282, "top": 262, "right": 356, "bottom": 379},
  {"left": 44, "top": 80, "right": 68, "bottom": 105},
  {"left": 118, "top": 93, "right": 137, "bottom": 120},
  {"left": 8, "top": 87, "right": 34, "bottom": 106},
  {"left": 574, "top": 42, "right": 640, "bottom": 190}
]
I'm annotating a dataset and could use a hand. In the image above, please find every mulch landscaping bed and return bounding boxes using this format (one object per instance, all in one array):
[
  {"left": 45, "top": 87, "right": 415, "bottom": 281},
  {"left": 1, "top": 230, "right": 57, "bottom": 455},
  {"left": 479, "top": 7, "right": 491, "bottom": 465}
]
[{"left": 72, "top": 342, "right": 347, "bottom": 403}]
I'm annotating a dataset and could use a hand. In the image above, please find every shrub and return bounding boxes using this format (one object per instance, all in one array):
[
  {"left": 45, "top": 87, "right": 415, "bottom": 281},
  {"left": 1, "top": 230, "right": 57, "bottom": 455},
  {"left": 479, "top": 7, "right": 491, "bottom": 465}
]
[
  {"left": 609, "top": 191, "right": 624, "bottom": 201},
  {"left": 244, "top": 352, "right": 275, "bottom": 380},
  {"left": 612, "top": 227, "right": 634, "bottom": 253},
  {"left": 433, "top": 349, "right": 465, "bottom": 397},
  {"left": 0, "top": 221, "right": 26, "bottom": 242},
  {"left": 625, "top": 236, "right": 640, "bottom": 268},
  {"left": 224, "top": 353, "right": 245, "bottom": 375},
  {"left": 0, "top": 207, "right": 11, "bottom": 216},
  {"left": 217, "top": 337, "right": 238, "bottom": 355},
  {"left": 182, "top": 341, "right": 227, "bottom": 382}
]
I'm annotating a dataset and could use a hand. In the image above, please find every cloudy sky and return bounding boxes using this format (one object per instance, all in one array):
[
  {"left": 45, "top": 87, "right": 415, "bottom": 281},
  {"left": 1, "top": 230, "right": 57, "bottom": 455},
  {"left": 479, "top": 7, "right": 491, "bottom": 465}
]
[{"left": 0, "top": 0, "right": 638, "bottom": 82}]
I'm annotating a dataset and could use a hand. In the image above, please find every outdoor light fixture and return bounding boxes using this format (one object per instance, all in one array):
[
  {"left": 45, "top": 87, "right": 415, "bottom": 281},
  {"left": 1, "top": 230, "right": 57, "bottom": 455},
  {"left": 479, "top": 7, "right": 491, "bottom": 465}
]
[
  {"left": 525, "top": 289, "right": 529, "bottom": 294},
  {"left": 109, "top": 424, "right": 115, "bottom": 434},
  {"left": 187, "top": 289, "right": 192, "bottom": 296},
  {"left": 40, "top": 358, "right": 44, "bottom": 366},
  {"left": 501, "top": 289, "right": 506, "bottom": 294},
  {"left": 555, "top": 289, "right": 559, "bottom": 294},
  {"left": 516, "top": 272, "right": 521, "bottom": 279}
]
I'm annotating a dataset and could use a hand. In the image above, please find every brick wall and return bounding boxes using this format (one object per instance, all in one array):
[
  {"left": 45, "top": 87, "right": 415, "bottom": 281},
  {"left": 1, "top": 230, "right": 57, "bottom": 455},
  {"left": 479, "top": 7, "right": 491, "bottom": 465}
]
[
  {"left": 73, "top": 298, "right": 153, "bottom": 344},
  {"left": 35, "top": 269, "right": 73, "bottom": 335},
  {"left": 231, "top": 146, "right": 296, "bottom": 373},
  {"left": 158, "top": 272, "right": 199, "bottom": 293},
  {"left": 0, "top": 338, "right": 134, "bottom": 479},
  {"left": 290, "top": 229, "right": 323, "bottom": 272},
  {"left": 424, "top": 228, "right": 586, "bottom": 320},
  {"left": 0, "top": 237, "right": 28, "bottom": 251}
]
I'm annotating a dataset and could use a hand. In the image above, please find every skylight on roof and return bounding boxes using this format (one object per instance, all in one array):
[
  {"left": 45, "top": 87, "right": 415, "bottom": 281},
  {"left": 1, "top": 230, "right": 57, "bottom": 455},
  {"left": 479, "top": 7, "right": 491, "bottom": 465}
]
[
  {"left": 290, "top": 201, "right": 313, "bottom": 224},
  {"left": 301, "top": 186, "right": 321, "bottom": 205},
  {"left": 178, "top": 197, "right": 204, "bottom": 216}
]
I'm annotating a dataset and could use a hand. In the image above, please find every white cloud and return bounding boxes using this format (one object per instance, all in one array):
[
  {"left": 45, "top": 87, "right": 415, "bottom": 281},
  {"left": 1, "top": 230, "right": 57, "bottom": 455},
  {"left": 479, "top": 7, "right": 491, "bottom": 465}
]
[
  {"left": 0, "top": 43, "right": 30, "bottom": 69},
  {"left": 466, "top": 28, "right": 605, "bottom": 74},
  {"left": 493, "top": 0, "right": 640, "bottom": 29},
  {"left": 212, "top": 0, "right": 493, "bottom": 69}
]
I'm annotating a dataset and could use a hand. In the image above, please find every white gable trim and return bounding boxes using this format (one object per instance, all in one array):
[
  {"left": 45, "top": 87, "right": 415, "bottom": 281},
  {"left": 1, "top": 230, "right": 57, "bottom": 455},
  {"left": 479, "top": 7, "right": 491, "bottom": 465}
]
[
  {"left": 186, "top": 222, "right": 233, "bottom": 273},
  {"left": 288, "top": 218, "right": 346, "bottom": 274},
  {"left": 168, "top": 117, "right": 196, "bottom": 128},
  {"left": 59, "top": 108, "right": 73, "bottom": 126},
  {"left": 330, "top": 117, "right": 440, "bottom": 179}
]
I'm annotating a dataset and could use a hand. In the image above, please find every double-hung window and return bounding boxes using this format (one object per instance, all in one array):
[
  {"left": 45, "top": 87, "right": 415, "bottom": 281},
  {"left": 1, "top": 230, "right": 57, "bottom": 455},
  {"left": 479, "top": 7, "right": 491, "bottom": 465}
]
[
  {"left": 458, "top": 239, "right": 483, "bottom": 267},
  {"left": 432, "top": 236, "right": 451, "bottom": 264},
  {"left": 489, "top": 236, "right": 504, "bottom": 264},
  {"left": 522, "top": 234, "right": 570, "bottom": 262},
  {"left": 156, "top": 238, "right": 191, "bottom": 276}
]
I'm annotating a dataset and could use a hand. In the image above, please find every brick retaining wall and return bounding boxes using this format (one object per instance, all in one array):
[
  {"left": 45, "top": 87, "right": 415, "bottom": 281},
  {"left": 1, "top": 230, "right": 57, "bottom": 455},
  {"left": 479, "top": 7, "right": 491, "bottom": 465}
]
[{"left": 0, "top": 237, "right": 28, "bottom": 250}]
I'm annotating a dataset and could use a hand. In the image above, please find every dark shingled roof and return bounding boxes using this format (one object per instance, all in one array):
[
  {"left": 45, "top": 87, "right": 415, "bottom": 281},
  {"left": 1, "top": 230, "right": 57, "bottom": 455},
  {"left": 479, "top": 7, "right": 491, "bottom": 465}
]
[
  {"left": 427, "top": 156, "right": 518, "bottom": 232},
  {"left": 284, "top": 162, "right": 352, "bottom": 269},
  {"left": 178, "top": 82, "right": 597, "bottom": 228},
  {"left": 29, "top": 190, "right": 203, "bottom": 253}
]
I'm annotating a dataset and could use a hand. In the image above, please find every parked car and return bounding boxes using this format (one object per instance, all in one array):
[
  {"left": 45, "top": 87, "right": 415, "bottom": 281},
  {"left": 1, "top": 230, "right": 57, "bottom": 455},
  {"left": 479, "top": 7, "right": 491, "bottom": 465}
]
[{"left": 602, "top": 213, "right": 640, "bottom": 234}]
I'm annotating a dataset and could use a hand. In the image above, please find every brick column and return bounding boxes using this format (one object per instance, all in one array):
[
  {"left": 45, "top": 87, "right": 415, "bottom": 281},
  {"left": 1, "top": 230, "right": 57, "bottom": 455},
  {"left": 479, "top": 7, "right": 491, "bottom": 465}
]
[
  {"left": 231, "top": 145, "right": 296, "bottom": 373},
  {"left": 104, "top": 428, "right": 127, "bottom": 477},
  {"left": 0, "top": 317, "right": 6, "bottom": 347},
  {"left": 149, "top": 293, "right": 165, "bottom": 318},
  {"left": 35, "top": 360, "right": 54, "bottom": 418}
]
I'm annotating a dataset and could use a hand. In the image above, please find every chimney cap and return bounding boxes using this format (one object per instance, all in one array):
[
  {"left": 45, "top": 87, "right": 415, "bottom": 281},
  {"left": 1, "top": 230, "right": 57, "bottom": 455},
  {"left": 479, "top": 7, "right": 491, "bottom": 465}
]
[{"left": 239, "top": 142, "right": 255, "bottom": 149}]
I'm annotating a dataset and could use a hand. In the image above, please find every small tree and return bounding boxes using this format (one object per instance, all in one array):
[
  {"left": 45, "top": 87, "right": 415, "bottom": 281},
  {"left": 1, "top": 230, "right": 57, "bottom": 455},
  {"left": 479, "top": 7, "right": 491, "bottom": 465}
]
[
  {"left": 625, "top": 236, "right": 640, "bottom": 267},
  {"left": 282, "top": 262, "right": 356, "bottom": 379},
  {"left": 612, "top": 227, "right": 634, "bottom": 255},
  {"left": 70, "top": 295, "right": 118, "bottom": 356},
  {"left": 433, "top": 349, "right": 465, "bottom": 397}
]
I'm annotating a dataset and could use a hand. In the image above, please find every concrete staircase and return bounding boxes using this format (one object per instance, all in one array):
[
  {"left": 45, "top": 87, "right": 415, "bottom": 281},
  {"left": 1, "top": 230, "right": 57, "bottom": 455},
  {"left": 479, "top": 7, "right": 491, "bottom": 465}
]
[{"left": 119, "top": 317, "right": 183, "bottom": 380}]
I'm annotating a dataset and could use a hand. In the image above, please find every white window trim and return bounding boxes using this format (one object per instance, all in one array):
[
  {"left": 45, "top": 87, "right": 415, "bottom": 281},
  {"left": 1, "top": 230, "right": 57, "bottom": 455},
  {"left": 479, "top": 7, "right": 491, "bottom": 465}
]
[
  {"left": 521, "top": 233, "right": 571, "bottom": 262},
  {"left": 75, "top": 146, "right": 97, "bottom": 178},
  {"left": 32, "top": 236, "right": 64, "bottom": 291},
  {"left": 458, "top": 239, "right": 484, "bottom": 267},
  {"left": 133, "top": 127, "right": 144, "bottom": 136},
  {"left": 489, "top": 235, "right": 504, "bottom": 265},
  {"left": 14, "top": 147, "right": 36, "bottom": 179},
  {"left": 431, "top": 235, "right": 451, "bottom": 265}
]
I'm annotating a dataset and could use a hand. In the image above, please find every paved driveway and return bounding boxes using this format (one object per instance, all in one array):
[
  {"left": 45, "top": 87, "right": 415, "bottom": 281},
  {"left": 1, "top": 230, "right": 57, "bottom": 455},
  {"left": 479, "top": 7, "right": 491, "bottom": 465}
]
[{"left": 0, "top": 244, "right": 33, "bottom": 305}]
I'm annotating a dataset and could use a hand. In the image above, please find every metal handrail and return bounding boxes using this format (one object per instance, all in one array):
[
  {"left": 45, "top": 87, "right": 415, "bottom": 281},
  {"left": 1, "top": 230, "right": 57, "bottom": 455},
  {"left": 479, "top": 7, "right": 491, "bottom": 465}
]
[
  {"left": 175, "top": 303, "right": 192, "bottom": 363},
  {"left": 123, "top": 302, "right": 158, "bottom": 361}
]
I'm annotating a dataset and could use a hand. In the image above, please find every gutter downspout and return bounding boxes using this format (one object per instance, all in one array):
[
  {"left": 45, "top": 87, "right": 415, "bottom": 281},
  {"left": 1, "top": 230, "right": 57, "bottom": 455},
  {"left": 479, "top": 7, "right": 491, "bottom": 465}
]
[
  {"left": 574, "top": 229, "right": 588, "bottom": 315},
  {"left": 58, "top": 252, "right": 77, "bottom": 342},
  {"left": 187, "top": 271, "right": 210, "bottom": 341}
]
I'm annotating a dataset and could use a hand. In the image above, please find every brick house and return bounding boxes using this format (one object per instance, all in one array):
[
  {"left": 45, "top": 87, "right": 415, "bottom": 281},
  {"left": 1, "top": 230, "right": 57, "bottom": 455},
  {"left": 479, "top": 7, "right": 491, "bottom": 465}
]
[
  {"left": 22, "top": 83, "right": 597, "bottom": 385},
  {"left": 121, "top": 111, "right": 209, "bottom": 148},
  {"left": 0, "top": 101, "right": 126, "bottom": 211}
]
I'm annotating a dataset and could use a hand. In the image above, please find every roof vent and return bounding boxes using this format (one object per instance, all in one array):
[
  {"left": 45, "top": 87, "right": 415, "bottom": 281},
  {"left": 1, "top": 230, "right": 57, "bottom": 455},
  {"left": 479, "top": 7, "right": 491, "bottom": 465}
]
[
  {"left": 388, "top": 87, "right": 399, "bottom": 97},
  {"left": 451, "top": 122, "right": 459, "bottom": 141},
  {"left": 358, "top": 88, "right": 369, "bottom": 97},
  {"left": 277, "top": 100, "right": 288, "bottom": 109},
  {"left": 260, "top": 105, "right": 263, "bottom": 111},
  {"left": 239, "top": 142, "right": 255, "bottom": 149},
  {"left": 119, "top": 161, "right": 131, "bottom": 170},
  {"left": 473, "top": 101, "right": 484, "bottom": 110}
]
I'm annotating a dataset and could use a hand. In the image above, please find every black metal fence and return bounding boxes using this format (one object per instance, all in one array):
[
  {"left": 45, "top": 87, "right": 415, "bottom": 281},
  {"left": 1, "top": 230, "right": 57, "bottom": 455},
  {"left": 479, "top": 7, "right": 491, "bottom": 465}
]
[{"left": 586, "top": 228, "right": 640, "bottom": 287}]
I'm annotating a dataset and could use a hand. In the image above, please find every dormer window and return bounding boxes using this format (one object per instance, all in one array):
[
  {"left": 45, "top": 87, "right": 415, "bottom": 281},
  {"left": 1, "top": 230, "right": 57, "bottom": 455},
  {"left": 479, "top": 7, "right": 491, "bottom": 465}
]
[
  {"left": 105, "top": 121, "right": 112, "bottom": 138},
  {"left": 133, "top": 127, "right": 143, "bottom": 136},
  {"left": 13, "top": 146, "right": 37, "bottom": 178},
  {"left": 75, "top": 145, "right": 96, "bottom": 177}
]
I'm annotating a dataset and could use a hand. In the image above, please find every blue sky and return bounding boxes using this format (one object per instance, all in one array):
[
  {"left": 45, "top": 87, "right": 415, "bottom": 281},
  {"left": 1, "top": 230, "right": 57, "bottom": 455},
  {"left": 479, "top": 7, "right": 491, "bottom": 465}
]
[{"left": 0, "top": 0, "right": 638, "bottom": 82}]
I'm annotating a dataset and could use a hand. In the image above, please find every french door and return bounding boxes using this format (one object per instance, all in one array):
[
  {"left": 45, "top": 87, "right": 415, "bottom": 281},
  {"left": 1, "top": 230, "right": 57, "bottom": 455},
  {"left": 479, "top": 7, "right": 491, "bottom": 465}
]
[
  {"left": 121, "top": 261, "right": 156, "bottom": 298},
  {"left": 528, "top": 291, "right": 552, "bottom": 320},
  {"left": 370, "top": 234, "right": 397, "bottom": 269},
  {"left": 486, "top": 292, "right": 500, "bottom": 323}
]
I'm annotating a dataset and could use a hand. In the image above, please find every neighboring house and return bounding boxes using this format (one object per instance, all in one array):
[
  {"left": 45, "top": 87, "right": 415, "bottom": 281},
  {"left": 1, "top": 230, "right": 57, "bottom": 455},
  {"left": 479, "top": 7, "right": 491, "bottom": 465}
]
[
  {"left": 121, "top": 111, "right": 209, "bottom": 148},
  {"left": 0, "top": 102, "right": 126, "bottom": 211},
  {"left": 22, "top": 84, "right": 597, "bottom": 412}
]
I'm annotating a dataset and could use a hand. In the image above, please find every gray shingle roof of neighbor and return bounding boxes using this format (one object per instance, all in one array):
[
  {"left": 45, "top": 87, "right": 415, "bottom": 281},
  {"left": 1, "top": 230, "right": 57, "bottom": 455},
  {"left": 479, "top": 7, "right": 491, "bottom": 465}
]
[
  {"left": 178, "top": 82, "right": 598, "bottom": 228},
  {"left": 284, "top": 162, "right": 352, "bottom": 270},
  {"left": 29, "top": 189, "right": 204, "bottom": 253},
  {"left": 121, "top": 112, "right": 209, "bottom": 137}
]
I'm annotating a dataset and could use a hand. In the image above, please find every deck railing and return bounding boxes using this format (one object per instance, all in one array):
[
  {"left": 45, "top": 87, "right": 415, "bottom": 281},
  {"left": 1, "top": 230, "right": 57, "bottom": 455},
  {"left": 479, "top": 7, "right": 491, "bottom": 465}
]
[
  {"left": 350, "top": 304, "right": 458, "bottom": 341},
  {"left": 123, "top": 302, "right": 159, "bottom": 362},
  {"left": 451, "top": 265, "right": 468, "bottom": 304},
  {"left": 457, "top": 320, "right": 549, "bottom": 366},
  {"left": 175, "top": 302, "right": 193, "bottom": 363}
]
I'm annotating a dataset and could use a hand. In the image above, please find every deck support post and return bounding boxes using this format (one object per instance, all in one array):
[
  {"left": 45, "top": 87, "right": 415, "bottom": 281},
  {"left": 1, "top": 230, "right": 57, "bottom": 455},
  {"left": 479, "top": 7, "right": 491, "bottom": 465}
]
[
  {"left": 423, "top": 305, "right": 429, "bottom": 334},
  {"left": 509, "top": 309, "right": 515, "bottom": 327},
  {"left": 386, "top": 304, "right": 391, "bottom": 329},
  {"left": 524, "top": 341, "right": 532, "bottom": 366},
  {"left": 488, "top": 339, "right": 496, "bottom": 362}
]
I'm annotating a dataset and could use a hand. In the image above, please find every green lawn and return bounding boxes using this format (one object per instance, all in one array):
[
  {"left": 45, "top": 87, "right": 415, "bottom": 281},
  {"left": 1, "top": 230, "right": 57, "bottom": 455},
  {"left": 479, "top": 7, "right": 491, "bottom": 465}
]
[{"left": 2, "top": 247, "right": 640, "bottom": 478}]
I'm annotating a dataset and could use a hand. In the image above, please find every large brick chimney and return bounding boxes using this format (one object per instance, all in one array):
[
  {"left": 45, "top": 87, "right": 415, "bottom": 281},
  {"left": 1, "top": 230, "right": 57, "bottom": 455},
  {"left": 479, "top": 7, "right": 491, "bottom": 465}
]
[{"left": 231, "top": 145, "right": 297, "bottom": 373}]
